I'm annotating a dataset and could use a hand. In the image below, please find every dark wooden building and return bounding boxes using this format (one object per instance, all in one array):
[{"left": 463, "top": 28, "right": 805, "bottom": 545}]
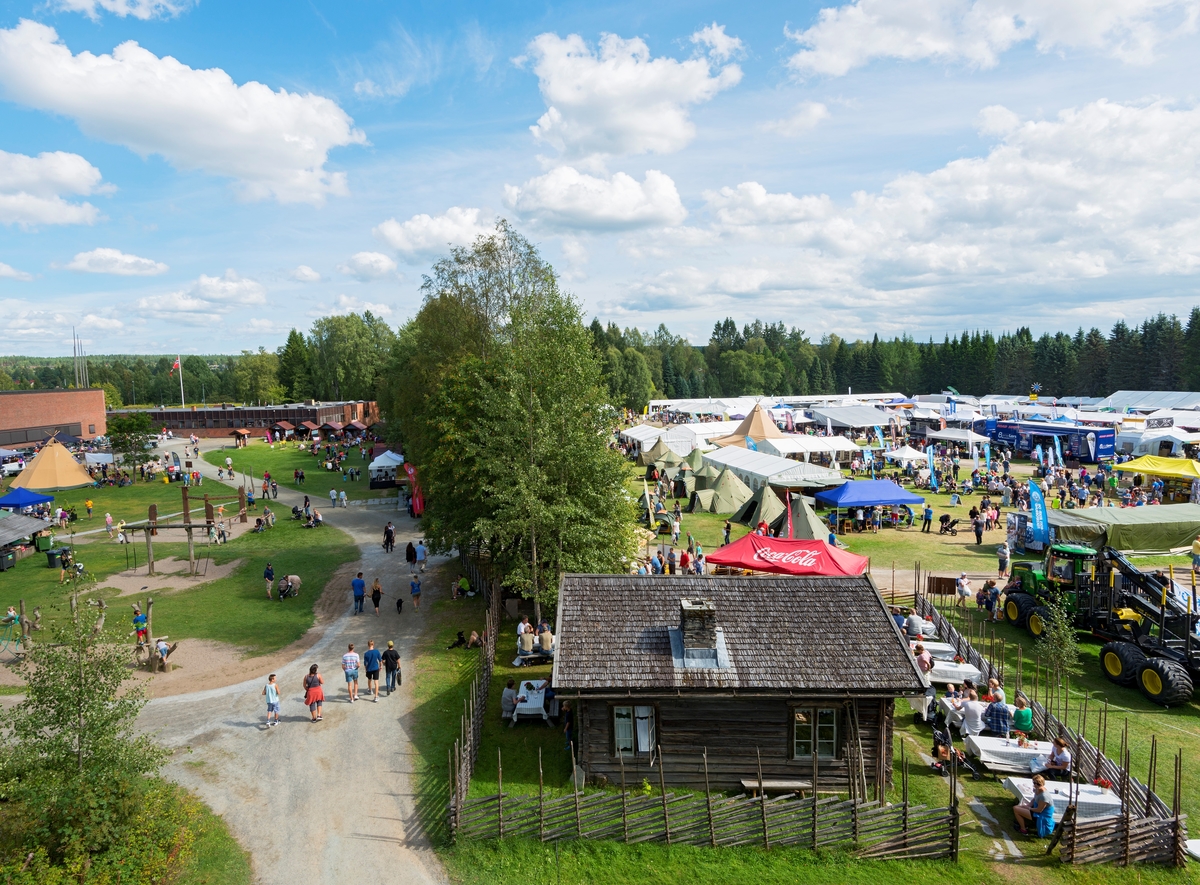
[{"left": 551, "top": 574, "right": 926, "bottom": 792}]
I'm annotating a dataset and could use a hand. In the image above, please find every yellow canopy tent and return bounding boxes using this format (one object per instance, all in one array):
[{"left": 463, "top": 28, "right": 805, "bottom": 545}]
[
  {"left": 710, "top": 403, "right": 786, "bottom": 449},
  {"left": 10, "top": 439, "right": 94, "bottom": 491},
  {"left": 1117, "top": 455, "right": 1200, "bottom": 481}
]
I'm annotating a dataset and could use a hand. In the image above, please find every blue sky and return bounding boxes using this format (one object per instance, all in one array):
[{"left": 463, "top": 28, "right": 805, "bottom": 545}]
[{"left": 1, "top": 0, "right": 1199, "bottom": 356}]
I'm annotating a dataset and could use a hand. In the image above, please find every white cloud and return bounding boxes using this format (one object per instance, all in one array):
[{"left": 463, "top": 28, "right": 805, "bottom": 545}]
[
  {"left": 136, "top": 269, "right": 265, "bottom": 324},
  {"left": 0, "top": 261, "right": 33, "bottom": 281},
  {"left": 505, "top": 167, "right": 687, "bottom": 230},
  {"left": 523, "top": 32, "right": 742, "bottom": 163},
  {"left": 322, "top": 293, "right": 395, "bottom": 316},
  {"left": 51, "top": 0, "right": 193, "bottom": 20},
  {"left": 351, "top": 25, "right": 442, "bottom": 99},
  {"left": 763, "top": 101, "right": 831, "bottom": 136},
  {"left": 67, "top": 247, "right": 167, "bottom": 275},
  {"left": 704, "top": 182, "right": 834, "bottom": 225},
  {"left": 787, "top": 0, "right": 1199, "bottom": 77},
  {"left": 290, "top": 265, "right": 321, "bottom": 282},
  {"left": 690, "top": 23, "right": 745, "bottom": 62},
  {"left": 0, "top": 21, "right": 367, "bottom": 204},
  {"left": 373, "top": 206, "right": 490, "bottom": 257},
  {"left": 0, "top": 148, "right": 105, "bottom": 226},
  {"left": 81, "top": 313, "right": 124, "bottom": 331},
  {"left": 338, "top": 251, "right": 397, "bottom": 280}
]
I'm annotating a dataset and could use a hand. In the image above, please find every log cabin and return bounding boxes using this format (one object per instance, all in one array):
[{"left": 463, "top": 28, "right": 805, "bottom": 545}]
[{"left": 551, "top": 574, "right": 926, "bottom": 793}]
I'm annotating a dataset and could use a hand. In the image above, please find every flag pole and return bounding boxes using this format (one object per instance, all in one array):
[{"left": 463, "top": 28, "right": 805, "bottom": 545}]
[{"left": 178, "top": 355, "right": 185, "bottom": 408}]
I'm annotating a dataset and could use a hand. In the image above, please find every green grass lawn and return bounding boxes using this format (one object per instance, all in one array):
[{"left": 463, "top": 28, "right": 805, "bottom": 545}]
[
  {"left": 0, "top": 511, "right": 359, "bottom": 656},
  {"left": 0, "top": 474, "right": 214, "bottom": 530},
  {"left": 174, "top": 796, "right": 253, "bottom": 885},
  {"left": 202, "top": 440, "right": 395, "bottom": 502}
]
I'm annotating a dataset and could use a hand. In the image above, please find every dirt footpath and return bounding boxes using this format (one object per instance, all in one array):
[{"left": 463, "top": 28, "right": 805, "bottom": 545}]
[{"left": 137, "top": 440, "right": 447, "bottom": 885}]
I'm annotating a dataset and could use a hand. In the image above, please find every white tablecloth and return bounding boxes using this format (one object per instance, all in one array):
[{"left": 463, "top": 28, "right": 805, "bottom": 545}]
[
  {"left": 513, "top": 685, "right": 548, "bottom": 722},
  {"left": 1003, "top": 777, "right": 1123, "bottom": 821},
  {"left": 927, "top": 660, "right": 982, "bottom": 685},
  {"left": 965, "top": 735, "right": 1051, "bottom": 772},
  {"left": 909, "top": 640, "right": 958, "bottom": 661}
]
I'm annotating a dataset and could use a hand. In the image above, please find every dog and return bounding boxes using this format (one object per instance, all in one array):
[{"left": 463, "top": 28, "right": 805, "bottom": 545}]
[
  {"left": 446, "top": 631, "right": 466, "bottom": 650},
  {"left": 395, "top": 596, "right": 403, "bottom": 614}
]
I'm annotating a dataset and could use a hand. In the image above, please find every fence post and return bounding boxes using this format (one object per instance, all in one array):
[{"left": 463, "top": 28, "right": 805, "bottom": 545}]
[
  {"left": 949, "top": 750, "right": 960, "bottom": 862},
  {"left": 497, "top": 748, "right": 504, "bottom": 839},
  {"left": 619, "top": 752, "right": 629, "bottom": 843},
  {"left": 570, "top": 741, "right": 583, "bottom": 839},
  {"left": 448, "top": 746, "right": 456, "bottom": 838},
  {"left": 902, "top": 747, "right": 909, "bottom": 852},
  {"left": 811, "top": 750, "right": 820, "bottom": 850},
  {"left": 757, "top": 747, "right": 769, "bottom": 850},
  {"left": 1146, "top": 735, "right": 1157, "bottom": 818},
  {"left": 703, "top": 748, "right": 716, "bottom": 848},
  {"left": 539, "top": 748, "right": 545, "bottom": 842},
  {"left": 657, "top": 745, "right": 671, "bottom": 845}
]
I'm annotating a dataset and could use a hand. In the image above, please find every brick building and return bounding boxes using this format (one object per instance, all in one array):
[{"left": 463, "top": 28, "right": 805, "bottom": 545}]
[
  {"left": 109, "top": 400, "right": 379, "bottom": 438},
  {"left": 0, "top": 388, "right": 107, "bottom": 447}
]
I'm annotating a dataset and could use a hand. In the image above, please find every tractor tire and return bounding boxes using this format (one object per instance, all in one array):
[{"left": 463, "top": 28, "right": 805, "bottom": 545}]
[
  {"left": 1137, "top": 659, "right": 1194, "bottom": 707},
  {"left": 1099, "top": 641, "right": 1145, "bottom": 687},
  {"left": 1027, "top": 606, "right": 1053, "bottom": 638},
  {"left": 1004, "top": 593, "right": 1036, "bottom": 628}
]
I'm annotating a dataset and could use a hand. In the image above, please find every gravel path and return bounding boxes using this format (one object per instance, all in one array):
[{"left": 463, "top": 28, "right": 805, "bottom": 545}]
[{"left": 138, "top": 440, "right": 447, "bottom": 885}]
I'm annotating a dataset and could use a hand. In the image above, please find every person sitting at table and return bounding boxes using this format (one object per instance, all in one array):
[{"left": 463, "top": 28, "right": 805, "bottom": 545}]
[
  {"left": 1013, "top": 774, "right": 1054, "bottom": 837},
  {"left": 983, "top": 697, "right": 1012, "bottom": 738},
  {"left": 958, "top": 690, "right": 987, "bottom": 737},
  {"left": 501, "top": 679, "right": 518, "bottom": 722},
  {"left": 518, "top": 631, "right": 537, "bottom": 657},
  {"left": 987, "top": 678, "right": 1007, "bottom": 704},
  {"left": 891, "top": 606, "right": 906, "bottom": 630},
  {"left": 904, "top": 608, "right": 925, "bottom": 639},
  {"left": 913, "top": 643, "right": 933, "bottom": 676},
  {"left": 1012, "top": 696, "right": 1033, "bottom": 736},
  {"left": 944, "top": 683, "right": 961, "bottom": 699},
  {"left": 538, "top": 628, "right": 554, "bottom": 656},
  {"left": 1041, "top": 737, "right": 1072, "bottom": 779}
]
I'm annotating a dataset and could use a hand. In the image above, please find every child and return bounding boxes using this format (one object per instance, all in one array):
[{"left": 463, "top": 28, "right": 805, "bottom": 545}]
[
  {"left": 262, "top": 674, "right": 280, "bottom": 727},
  {"left": 132, "top": 606, "right": 148, "bottom": 645}
]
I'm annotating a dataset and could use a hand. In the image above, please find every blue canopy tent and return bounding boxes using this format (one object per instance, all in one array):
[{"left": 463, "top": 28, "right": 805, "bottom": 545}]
[
  {"left": 815, "top": 480, "right": 925, "bottom": 508},
  {"left": 0, "top": 487, "right": 53, "bottom": 509}
]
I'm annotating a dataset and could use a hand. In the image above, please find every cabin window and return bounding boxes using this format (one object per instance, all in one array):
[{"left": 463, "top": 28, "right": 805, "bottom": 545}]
[
  {"left": 793, "top": 708, "right": 839, "bottom": 760},
  {"left": 613, "top": 705, "right": 656, "bottom": 757}
]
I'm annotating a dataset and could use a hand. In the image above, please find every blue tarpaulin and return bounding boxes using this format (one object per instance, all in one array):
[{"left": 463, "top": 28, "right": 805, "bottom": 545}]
[
  {"left": 815, "top": 480, "right": 926, "bottom": 509},
  {"left": 0, "top": 487, "right": 53, "bottom": 508}
]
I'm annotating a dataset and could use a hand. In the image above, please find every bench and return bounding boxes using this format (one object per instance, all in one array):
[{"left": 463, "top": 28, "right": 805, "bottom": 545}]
[{"left": 740, "top": 778, "right": 813, "bottom": 797}]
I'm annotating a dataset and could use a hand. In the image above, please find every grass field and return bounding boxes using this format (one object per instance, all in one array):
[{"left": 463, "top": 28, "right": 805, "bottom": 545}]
[
  {"left": 174, "top": 797, "right": 253, "bottom": 885},
  {"left": 0, "top": 473, "right": 213, "bottom": 530},
  {"left": 0, "top": 508, "right": 359, "bottom": 656},
  {"left": 202, "top": 440, "right": 396, "bottom": 502}
]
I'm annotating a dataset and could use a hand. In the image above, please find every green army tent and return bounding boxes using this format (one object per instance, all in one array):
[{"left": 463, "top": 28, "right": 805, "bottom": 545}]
[
  {"left": 789, "top": 495, "right": 830, "bottom": 540},
  {"left": 705, "top": 468, "right": 754, "bottom": 514},
  {"left": 734, "top": 485, "right": 786, "bottom": 529},
  {"left": 1049, "top": 503, "right": 1200, "bottom": 554},
  {"left": 672, "top": 467, "right": 696, "bottom": 499},
  {"left": 684, "top": 448, "right": 706, "bottom": 472},
  {"left": 733, "top": 488, "right": 829, "bottom": 538},
  {"left": 687, "top": 489, "right": 716, "bottom": 513},
  {"left": 693, "top": 462, "right": 721, "bottom": 490},
  {"left": 637, "top": 437, "right": 675, "bottom": 467}
]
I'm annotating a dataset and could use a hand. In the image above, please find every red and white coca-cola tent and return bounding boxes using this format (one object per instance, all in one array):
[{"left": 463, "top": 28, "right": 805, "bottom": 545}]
[{"left": 705, "top": 534, "right": 868, "bottom": 576}]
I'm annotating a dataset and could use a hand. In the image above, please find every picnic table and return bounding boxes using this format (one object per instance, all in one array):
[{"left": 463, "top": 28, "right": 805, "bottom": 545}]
[
  {"left": 927, "top": 660, "right": 981, "bottom": 685},
  {"left": 1003, "top": 777, "right": 1123, "bottom": 822},
  {"left": 909, "top": 639, "right": 958, "bottom": 661},
  {"left": 511, "top": 682, "right": 558, "bottom": 725},
  {"left": 964, "top": 734, "right": 1050, "bottom": 774}
]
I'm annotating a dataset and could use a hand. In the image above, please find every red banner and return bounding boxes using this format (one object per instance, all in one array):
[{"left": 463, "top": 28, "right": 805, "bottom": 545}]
[
  {"left": 706, "top": 535, "right": 868, "bottom": 576},
  {"left": 404, "top": 463, "right": 424, "bottom": 516}
]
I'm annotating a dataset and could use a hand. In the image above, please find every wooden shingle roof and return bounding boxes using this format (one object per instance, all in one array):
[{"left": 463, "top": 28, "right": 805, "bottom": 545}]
[{"left": 552, "top": 574, "right": 925, "bottom": 694}]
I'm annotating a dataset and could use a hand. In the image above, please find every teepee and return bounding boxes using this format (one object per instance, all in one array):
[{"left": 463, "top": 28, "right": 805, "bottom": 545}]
[
  {"left": 11, "top": 439, "right": 94, "bottom": 492},
  {"left": 710, "top": 404, "right": 786, "bottom": 448},
  {"left": 704, "top": 468, "right": 754, "bottom": 514}
]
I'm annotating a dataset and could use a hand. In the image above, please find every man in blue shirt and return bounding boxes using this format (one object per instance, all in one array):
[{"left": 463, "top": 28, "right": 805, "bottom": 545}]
[
  {"left": 352, "top": 572, "right": 366, "bottom": 614},
  {"left": 361, "top": 640, "right": 383, "bottom": 702},
  {"left": 264, "top": 562, "right": 275, "bottom": 599}
]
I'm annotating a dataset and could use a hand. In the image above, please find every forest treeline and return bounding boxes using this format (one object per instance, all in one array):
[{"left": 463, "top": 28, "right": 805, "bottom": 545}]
[{"left": 591, "top": 309, "right": 1200, "bottom": 408}]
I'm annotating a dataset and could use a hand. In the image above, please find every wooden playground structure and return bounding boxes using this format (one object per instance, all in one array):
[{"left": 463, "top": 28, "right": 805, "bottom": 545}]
[{"left": 127, "top": 486, "right": 249, "bottom": 577}]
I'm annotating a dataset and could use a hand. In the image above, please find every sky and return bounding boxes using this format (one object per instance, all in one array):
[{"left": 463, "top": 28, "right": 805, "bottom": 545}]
[{"left": 1, "top": 0, "right": 1199, "bottom": 357}]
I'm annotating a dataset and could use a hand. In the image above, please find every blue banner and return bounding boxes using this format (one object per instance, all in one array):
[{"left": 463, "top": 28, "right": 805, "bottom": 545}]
[
  {"left": 745, "top": 436, "right": 758, "bottom": 451},
  {"left": 1053, "top": 435, "right": 1064, "bottom": 466},
  {"left": 984, "top": 443, "right": 991, "bottom": 472},
  {"left": 927, "top": 445, "right": 938, "bottom": 491},
  {"left": 874, "top": 425, "right": 884, "bottom": 447},
  {"left": 1033, "top": 444, "right": 1044, "bottom": 466},
  {"left": 1028, "top": 480, "right": 1050, "bottom": 544}
]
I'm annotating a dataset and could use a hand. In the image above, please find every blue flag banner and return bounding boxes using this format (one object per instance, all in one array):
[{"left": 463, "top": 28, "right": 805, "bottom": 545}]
[
  {"left": 745, "top": 436, "right": 758, "bottom": 451},
  {"left": 874, "top": 425, "right": 884, "bottom": 447},
  {"left": 1053, "top": 435, "right": 1064, "bottom": 467},
  {"left": 1028, "top": 480, "right": 1050, "bottom": 544},
  {"left": 984, "top": 443, "right": 992, "bottom": 472},
  {"left": 927, "top": 445, "right": 938, "bottom": 491},
  {"left": 1033, "top": 444, "right": 1044, "bottom": 466}
]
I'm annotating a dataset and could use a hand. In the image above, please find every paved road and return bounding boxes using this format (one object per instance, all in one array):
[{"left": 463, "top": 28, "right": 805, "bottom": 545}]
[{"left": 138, "top": 439, "right": 446, "bottom": 885}]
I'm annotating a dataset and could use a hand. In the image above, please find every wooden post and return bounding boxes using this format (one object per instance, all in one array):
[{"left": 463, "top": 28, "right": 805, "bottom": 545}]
[
  {"left": 448, "top": 747, "right": 455, "bottom": 837},
  {"left": 1146, "top": 735, "right": 1157, "bottom": 818},
  {"left": 811, "top": 750, "right": 820, "bottom": 850},
  {"left": 703, "top": 748, "right": 716, "bottom": 848},
  {"left": 901, "top": 745, "right": 909, "bottom": 849},
  {"left": 497, "top": 748, "right": 504, "bottom": 838},
  {"left": 538, "top": 747, "right": 545, "bottom": 842},
  {"left": 657, "top": 744, "right": 670, "bottom": 844},
  {"left": 571, "top": 741, "right": 583, "bottom": 839},
  {"left": 185, "top": 527, "right": 195, "bottom": 575},
  {"left": 949, "top": 749, "right": 960, "bottom": 862},
  {"left": 143, "top": 528, "right": 155, "bottom": 577},
  {"left": 757, "top": 747, "right": 769, "bottom": 849},
  {"left": 619, "top": 751, "right": 629, "bottom": 844}
]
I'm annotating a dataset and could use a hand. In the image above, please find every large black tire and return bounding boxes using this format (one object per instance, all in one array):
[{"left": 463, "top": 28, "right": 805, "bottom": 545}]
[
  {"left": 1004, "top": 593, "right": 1036, "bottom": 628},
  {"left": 1027, "top": 606, "right": 1053, "bottom": 638},
  {"left": 1137, "top": 659, "right": 1194, "bottom": 707},
  {"left": 1099, "top": 641, "right": 1145, "bottom": 687}
]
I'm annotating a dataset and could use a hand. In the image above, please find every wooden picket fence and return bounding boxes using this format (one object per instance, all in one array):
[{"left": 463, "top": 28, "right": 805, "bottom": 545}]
[
  {"left": 451, "top": 746, "right": 960, "bottom": 859},
  {"left": 913, "top": 588, "right": 1188, "bottom": 867}
]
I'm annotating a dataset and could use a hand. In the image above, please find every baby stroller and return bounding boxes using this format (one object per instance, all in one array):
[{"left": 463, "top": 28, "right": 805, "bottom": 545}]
[
  {"left": 290, "top": 506, "right": 305, "bottom": 520},
  {"left": 277, "top": 577, "right": 299, "bottom": 599},
  {"left": 939, "top": 516, "right": 960, "bottom": 536},
  {"left": 930, "top": 723, "right": 982, "bottom": 780}
]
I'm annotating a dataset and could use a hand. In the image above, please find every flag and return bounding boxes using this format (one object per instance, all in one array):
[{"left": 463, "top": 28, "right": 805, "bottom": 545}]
[
  {"left": 927, "top": 445, "right": 938, "bottom": 491},
  {"left": 1028, "top": 480, "right": 1050, "bottom": 544},
  {"left": 169, "top": 357, "right": 180, "bottom": 377},
  {"left": 786, "top": 494, "right": 794, "bottom": 539},
  {"left": 745, "top": 436, "right": 758, "bottom": 451},
  {"left": 1053, "top": 435, "right": 1064, "bottom": 467},
  {"left": 984, "top": 442, "right": 991, "bottom": 472}
]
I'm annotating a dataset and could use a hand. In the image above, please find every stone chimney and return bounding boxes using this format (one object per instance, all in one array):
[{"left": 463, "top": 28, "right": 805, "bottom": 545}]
[{"left": 680, "top": 598, "right": 717, "bottom": 651}]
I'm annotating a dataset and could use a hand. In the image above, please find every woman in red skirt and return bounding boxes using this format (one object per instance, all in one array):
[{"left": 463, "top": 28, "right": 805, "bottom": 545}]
[{"left": 303, "top": 664, "right": 325, "bottom": 721}]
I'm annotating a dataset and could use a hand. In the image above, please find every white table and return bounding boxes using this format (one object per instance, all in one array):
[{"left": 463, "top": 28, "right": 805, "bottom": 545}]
[
  {"left": 909, "top": 640, "right": 958, "bottom": 661},
  {"left": 965, "top": 735, "right": 1050, "bottom": 773},
  {"left": 1003, "top": 777, "right": 1123, "bottom": 822},
  {"left": 512, "top": 683, "right": 557, "bottom": 724},
  {"left": 927, "top": 660, "right": 982, "bottom": 685}
]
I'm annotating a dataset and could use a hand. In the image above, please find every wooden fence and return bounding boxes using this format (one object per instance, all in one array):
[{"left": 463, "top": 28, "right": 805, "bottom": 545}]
[
  {"left": 913, "top": 588, "right": 1188, "bottom": 866},
  {"left": 453, "top": 746, "right": 960, "bottom": 859}
]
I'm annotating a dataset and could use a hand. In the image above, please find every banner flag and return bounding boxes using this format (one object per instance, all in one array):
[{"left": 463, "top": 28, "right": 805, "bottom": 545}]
[
  {"left": 1028, "top": 480, "right": 1050, "bottom": 544},
  {"left": 927, "top": 445, "right": 938, "bottom": 491}
]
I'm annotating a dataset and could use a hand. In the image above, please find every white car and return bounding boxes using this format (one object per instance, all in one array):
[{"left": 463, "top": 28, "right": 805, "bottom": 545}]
[{"left": 1, "top": 461, "right": 24, "bottom": 477}]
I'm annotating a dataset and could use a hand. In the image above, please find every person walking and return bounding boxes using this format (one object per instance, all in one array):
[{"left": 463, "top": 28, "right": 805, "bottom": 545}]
[
  {"left": 105, "top": 512, "right": 114, "bottom": 539},
  {"left": 84, "top": 498, "right": 93, "bottom": 518},
  {"left": 921, "top": 503, "right": 934, "bottom": 533},
  {"left": 264, "top": 561, "right": 275, "bottom": 600},
  {"left": 955, "top": 573, "right": 972, "bottom": 609},
  {"left": 410, "top": 576, "right": 422, "bottom": 611},
  {"left": 362, "top": 640, "right": 382, "bottom": 702},
  {"left": 723, "top": 520, "right": 731, "bottom": 546},
  {"left": 382, "top": 640, "right": 401, "bottom": 696},
  {"left": 406, "top": 541, "right": 417, "bottom": 574},
  {"left": 972, "top": 514, "right": 984, "bottom": 546},
  {"left": 415, "top": 540, "right": 427, "bottom": 573},
  {"left": 352, "top": 572, "right": 366, "bottom": 614},
  {"left": 303, "top": 664, "right": 324, "bottom": 721},
  {"left": 262, "top": 673, "right": 281, "bottom": 728},
  {"left": 338, "top": 489, "right": 348, "bottom": 508},
  {"left": 342, "top": 643, "right": 361, "bottom": 702},
  {"left": 383, "top": 522, "right": 395, "bottom": 553},
  {"left": 328, "top": 488, "right": 337, "bottom": 509},
  {"left": 997, "top": 540, "right": 1010, "bottom": 578},
  {"left": 370, "top": 578, "right": 383, "bottom": 616}
]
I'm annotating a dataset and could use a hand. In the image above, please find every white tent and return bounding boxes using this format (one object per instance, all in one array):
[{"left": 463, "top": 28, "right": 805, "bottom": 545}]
[
  {"left": 368, "top": 451, "right": 405, "bottom": 477},
  {"left": 883, "top": 445, "right": 929, "bottom": 464},
  {"left": 926, "top": 428, "right": 990, "bottom": 444},
  {"left": 619, "top": 424, "right": 667, "bottom": 446},
  {"left": 660, "top": 421, "right": 742, "bottom": 455},
  {"left": 82, "top": 452, "right": 114, "bottom": 465},
  {"left": 701, "top": 446, "right": 845, "bottom": 489}
]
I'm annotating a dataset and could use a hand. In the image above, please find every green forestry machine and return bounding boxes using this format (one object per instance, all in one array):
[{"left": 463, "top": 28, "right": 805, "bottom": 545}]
[{"left": 1003, "top": 543, "right": 1200, "bottom": 707}]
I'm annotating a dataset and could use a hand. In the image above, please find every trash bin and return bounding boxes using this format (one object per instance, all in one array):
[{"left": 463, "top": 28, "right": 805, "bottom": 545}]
[
  {"left": 34, "top": 534, "right": 52, "bottom": 552},
  {"left": 0, "top": 550, "right": 13, "bottom": 571},
  {"left": 46, "top": 548, "right": 62, "bottom": 569}
]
